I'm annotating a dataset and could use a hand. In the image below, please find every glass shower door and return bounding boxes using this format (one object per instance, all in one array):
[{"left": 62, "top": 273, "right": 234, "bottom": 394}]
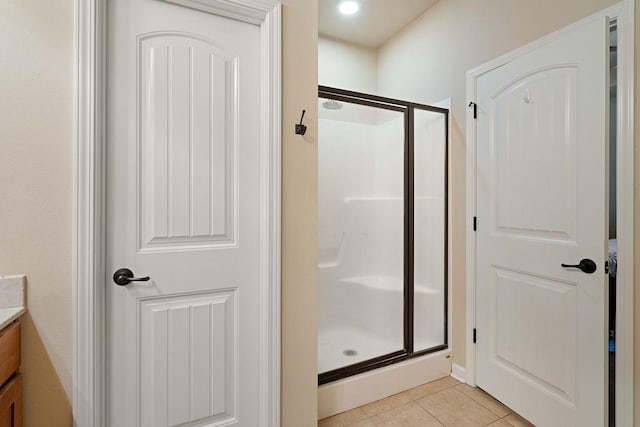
[
  {"left": 317, "top": 94, "right": 406, "bottom": 377},
  {"left": 317, "top": 86, "right": 449, "bottom": 384},
  {"left": 413, "top": 108, "right": 448, "bottom": 353}
]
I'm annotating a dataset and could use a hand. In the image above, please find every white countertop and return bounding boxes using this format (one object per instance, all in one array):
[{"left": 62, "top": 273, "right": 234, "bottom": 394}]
[
  {"left": 0, "top": 275, "right": 26, "bottom": 331},
  {"left": 0, "top": 307, "right": 25, "bottom": 331}
]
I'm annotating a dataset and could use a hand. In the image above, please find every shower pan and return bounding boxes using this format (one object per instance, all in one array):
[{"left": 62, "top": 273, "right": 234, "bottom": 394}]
[{"left": 317, "top": 86, "right": 448, "bottom": 385}]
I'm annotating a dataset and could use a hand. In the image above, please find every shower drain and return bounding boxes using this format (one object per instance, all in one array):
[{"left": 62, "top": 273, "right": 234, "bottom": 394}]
[{"left": 342, "top": 349, "right": 358, "bottom": 357}]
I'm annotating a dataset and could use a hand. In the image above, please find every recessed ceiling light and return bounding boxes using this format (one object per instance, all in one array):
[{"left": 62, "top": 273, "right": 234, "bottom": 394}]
[{"left": 337, "top": 0, "right": 360, "bottom": 15}]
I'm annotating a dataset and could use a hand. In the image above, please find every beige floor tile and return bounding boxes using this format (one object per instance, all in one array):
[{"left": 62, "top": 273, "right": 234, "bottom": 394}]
[
  {"left": 319, "top": 407, "right": 369, "bottom": 427},
  {"left": 501, "top": 413, "right": 535, "bottom": 426},
  {"left": 360, "top": 391, "right": 414, "bottom": 417},
  {"left": 318, "top": 416, "right": 344, "bottom": 427},
  {"left": 370, "top": 402, "right": 444, "bottom": 427},
  {"left": 405, "top": 376, "right": 460, "bottom": 400},
  {"left": 318, "top": 377, "right": 530, "bottom": 427},
  {"left": 416, "top": 387, "right": 501, "bottom": 427},
  {"left": 453, "top": 384, "right": 511, "bottom": 417}
]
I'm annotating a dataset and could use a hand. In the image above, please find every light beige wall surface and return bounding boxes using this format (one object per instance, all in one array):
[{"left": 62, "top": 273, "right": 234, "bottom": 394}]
[
  {"left": 634, "top": 2, "right": 639, "bottom": 425},
  {"left": 281, "top": 1, "right": 319, "bottom": 426},
  {"left": 0, "top": 0, "right": 74, "bottom": 426},
  {"left": 376, "top": 0, "right": 618, "bottom": 367},
  {"left": 319, "top": 37, "right": 377, "bottom": 92}
]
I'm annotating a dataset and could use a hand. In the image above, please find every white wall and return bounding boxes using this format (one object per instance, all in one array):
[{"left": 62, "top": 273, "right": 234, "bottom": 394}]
[{"left": 318, "top": 36, "right": 377, "bottom": 92}]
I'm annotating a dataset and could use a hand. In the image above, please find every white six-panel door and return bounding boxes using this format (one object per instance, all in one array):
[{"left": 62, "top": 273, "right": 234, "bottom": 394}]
[
  {"left": 106, "top": 0, "right": 264, "bottom": 425},
  {"left": 475, "top": 17, "right": 609, "bottom": 427}
]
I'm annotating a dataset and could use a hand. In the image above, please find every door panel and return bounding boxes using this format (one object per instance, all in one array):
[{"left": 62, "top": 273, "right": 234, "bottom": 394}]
[
  {"left": 107, "top": 0, "right": 261, "bottom": 425},
  {"left": 492, "top": 67, "right": 577, "bottom": 241},
  {"left": 139, "top": 33, "right": 237, "bottom": 251},
  {"left": 140, "top": 291, "right": 237, "bottom": 426},
  {"left": 493, "top": 268, "right": 576, "bottom": 401},
  {"left": 476, "top": 16, "right": 609, "bottom": 427}
]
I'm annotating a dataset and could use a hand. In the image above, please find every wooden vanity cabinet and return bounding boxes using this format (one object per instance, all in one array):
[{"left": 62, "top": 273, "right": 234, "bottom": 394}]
[
  {"left": 0, "top": 322, "right": 21, "bottom": 427},
  {"left": 0, "top": 376, "right": 21, "bottom": 427}
]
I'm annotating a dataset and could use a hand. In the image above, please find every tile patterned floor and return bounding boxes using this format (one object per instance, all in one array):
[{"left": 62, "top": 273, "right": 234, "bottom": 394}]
[{"left": 318, "top": 377, "right": 535, "bottom": 427}]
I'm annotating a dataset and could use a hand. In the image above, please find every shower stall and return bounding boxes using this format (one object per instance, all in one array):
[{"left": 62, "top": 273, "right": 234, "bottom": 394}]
[{"left": 318, "top": 86, "right": 448, "bottom": 384}]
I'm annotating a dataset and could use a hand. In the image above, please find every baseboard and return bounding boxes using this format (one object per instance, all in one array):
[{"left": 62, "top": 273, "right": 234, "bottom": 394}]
[
  {"left": 318, "top": 350, "right": 451, "bottom": 420},
  {"left": 450, "top": 363, "right": 466, "bottom": 383}
]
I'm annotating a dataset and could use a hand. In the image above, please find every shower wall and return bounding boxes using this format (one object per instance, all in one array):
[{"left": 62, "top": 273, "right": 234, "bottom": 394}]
[{"left": 318, "top": 114, "right": 403, "bottom": 268}]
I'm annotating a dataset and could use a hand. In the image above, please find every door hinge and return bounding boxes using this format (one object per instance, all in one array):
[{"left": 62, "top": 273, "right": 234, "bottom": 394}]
[
  {"left": 473, "top": 328, "right": 477, "bottom": 344},
  {"left": 605, "top": 260, "right": 609, "bottom": 274},
  {"left": 469, "top": 102, "right": 478, "bottom": 119},
  {"left": 473, "top": 216, "right": 477, "bottom": 231}
]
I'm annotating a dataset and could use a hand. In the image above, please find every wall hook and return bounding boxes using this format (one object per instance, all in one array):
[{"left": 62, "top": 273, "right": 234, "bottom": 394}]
[{"left": 295, "top": 110, "right": 307, "bottom": 135}]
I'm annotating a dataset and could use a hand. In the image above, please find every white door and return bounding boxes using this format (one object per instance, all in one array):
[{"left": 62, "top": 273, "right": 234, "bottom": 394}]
[
  {"left": 475, "top": 16, "right": 609, "bottom": 427},
  {"left": 106, "top": 0, "right": 264, "bottom": 425}
]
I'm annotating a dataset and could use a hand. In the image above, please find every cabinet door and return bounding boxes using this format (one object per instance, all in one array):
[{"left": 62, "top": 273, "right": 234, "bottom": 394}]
[
  {"left": 0, "top": 323, "right": 20, "bottom": 388},
  {"left": 0, "top": 375, "right": 22, "bottom": 427}
]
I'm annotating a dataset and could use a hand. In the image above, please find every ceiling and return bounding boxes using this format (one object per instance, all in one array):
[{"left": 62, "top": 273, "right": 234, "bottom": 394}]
[{"left": 319, "top": 0, "right": 439, "bottom": 48}]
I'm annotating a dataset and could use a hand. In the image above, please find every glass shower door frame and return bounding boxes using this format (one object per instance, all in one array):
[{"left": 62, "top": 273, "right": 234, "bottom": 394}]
[{"left": 318, "top": 86, "right": 449, "bottom": 385}]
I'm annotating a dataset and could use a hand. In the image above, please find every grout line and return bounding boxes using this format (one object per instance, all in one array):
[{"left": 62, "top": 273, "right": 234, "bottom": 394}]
[
  {"left": 323, "top": 378, "right": 466, "bottom": 427},
  {"left": 453, "top": 385, "right": 501, "bottom": 416},
  {"left": 486, "top": 413, "right": 519, "bottom": 427},
  {"left": 365, "top": 382, "right": 460, "bottom": 425},
  {"left": 408, "top": 381, "right": 459, "bottom": 403},
  {"left": 493, "top": 414, "right": 511, "bottom": 426},
  {"left": 454, "top": 384, "right": 515, "bottom": 419},
  {"left": 412, "top": 382, "right": 501, "bottom": 427},
  {"left": 452, "top": 388, "right": 505, "bottom": 424},
  {"left": 332, "top": 386, "right": 522, "bottom": 427},
  {"left": 414, "top": 399, "right": 447, "bottom": 427}
]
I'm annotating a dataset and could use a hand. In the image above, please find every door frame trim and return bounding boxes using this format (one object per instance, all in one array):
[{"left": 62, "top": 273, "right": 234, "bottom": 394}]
[
  {"left": 72, "top": 1, "right": 282, "bottom": 425},
  {"left": 465, "top": 1, "right": 634, "bottom": 425}
]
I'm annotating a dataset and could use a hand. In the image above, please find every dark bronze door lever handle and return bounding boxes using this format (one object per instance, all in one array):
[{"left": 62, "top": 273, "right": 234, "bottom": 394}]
[
  {"left": 561, "top": 258, "right": 597, "bottom": 274},
  {"left": 113, "top": 268, "right": 151, "bottom": 286}
]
